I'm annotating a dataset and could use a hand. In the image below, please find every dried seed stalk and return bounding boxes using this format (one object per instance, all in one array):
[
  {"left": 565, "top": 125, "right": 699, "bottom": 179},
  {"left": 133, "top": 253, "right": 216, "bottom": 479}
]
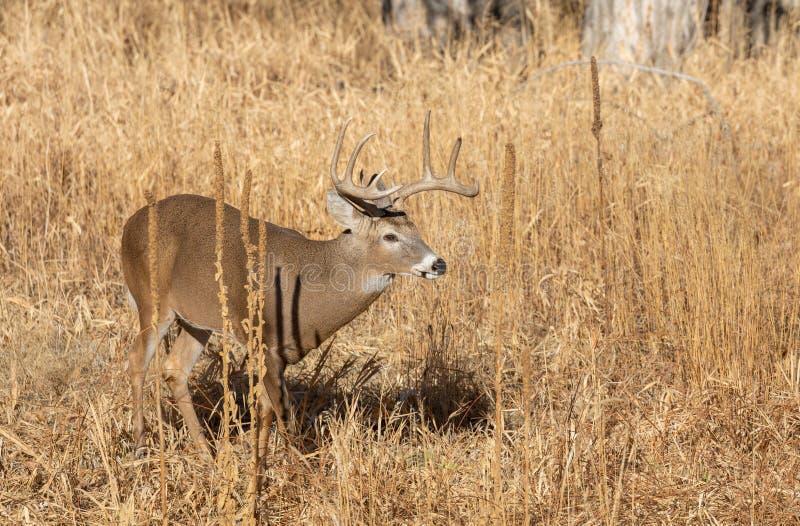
[
  {"left": 502, "top": 141, "right": 530, "bottom": 522},
  {"left": 256, "top": 220, "right": 267, "bottom": 410},
  {"left": 591, "top": 56, "right": 610, "bottom": 331},
  {"left": 145, "top": 190, "right": 168, "bottom": 526},
  {"left": 493, "top": 143, "right": 516, "bottom": 525},
  {"left": 213, "top": 142, "right": 236, "bottom": 521},
  {"left": 240, "top": 169, "right": 262, "bottom": 524},
  {"left": 253, "top": 219, "right": 269, "bottom": 515}
]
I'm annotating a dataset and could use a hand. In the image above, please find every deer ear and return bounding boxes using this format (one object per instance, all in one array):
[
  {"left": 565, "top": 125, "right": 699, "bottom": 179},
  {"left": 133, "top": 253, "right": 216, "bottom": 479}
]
[{"left": 326, "top": 190, "right": 363, "bottom": 230}]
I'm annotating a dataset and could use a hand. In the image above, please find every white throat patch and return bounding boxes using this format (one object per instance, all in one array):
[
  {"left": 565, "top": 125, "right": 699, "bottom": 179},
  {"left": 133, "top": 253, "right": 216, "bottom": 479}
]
[{"left": 363, "top": 274, "right": 394, "bottom": 293}]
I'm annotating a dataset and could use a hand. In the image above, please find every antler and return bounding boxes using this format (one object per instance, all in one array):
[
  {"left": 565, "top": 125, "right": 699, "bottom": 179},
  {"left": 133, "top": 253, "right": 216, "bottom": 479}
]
[
  {"left": 390, "top": 110, "right": 479, "bottom": 209},
  {"left": 329, "top": 112, "right": 479, "bottom": 212},
  {"left": 330, "top": 118, "right": 401, "bottom": 203}
]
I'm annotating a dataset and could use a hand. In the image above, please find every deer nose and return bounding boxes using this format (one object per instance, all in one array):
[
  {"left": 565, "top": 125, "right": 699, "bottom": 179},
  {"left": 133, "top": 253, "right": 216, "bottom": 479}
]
[{"left": 432, "top": 258, "right": 447, "bottom": 275}]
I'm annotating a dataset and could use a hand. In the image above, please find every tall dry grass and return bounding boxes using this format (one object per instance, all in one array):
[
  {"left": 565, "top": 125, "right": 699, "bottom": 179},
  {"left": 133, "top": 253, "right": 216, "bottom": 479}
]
[{"left": 1, "top": 0, "right": 800, "bottom": 524}]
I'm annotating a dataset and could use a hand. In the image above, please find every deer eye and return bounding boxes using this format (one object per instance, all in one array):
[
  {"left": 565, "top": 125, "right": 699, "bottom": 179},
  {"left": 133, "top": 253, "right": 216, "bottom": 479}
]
[{"left": 383, "top": 233, "right": 399, "bottom": 242}]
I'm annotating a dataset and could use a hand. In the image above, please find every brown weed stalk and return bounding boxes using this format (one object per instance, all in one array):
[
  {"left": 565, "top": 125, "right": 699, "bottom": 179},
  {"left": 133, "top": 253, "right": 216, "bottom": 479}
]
[
  {"left": 239, "top": 169, "right": 262, "bottom": 524},
  {"left": 213, "top": 142, "right": 236, "bottom": 522},
  {"left": 145, "top": 190, "right": 168, "bottom": 525},
  {"left": 492, "top": 142, "right": 517, "bottom": 524},
  {"left": 590, "top": 56, "right": 610, "bottom": 332}
]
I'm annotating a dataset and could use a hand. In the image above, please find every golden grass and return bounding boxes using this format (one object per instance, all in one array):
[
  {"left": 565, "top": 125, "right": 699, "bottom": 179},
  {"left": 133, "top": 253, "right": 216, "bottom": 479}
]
[{"left": 1, "top": 0, "right": 800, "bottom": 524}]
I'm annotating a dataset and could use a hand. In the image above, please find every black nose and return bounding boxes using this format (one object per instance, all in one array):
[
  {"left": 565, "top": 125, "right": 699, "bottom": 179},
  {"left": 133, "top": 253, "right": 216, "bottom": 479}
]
[{"left": 432, "top": 258, "right": 447, "bottom": 275}]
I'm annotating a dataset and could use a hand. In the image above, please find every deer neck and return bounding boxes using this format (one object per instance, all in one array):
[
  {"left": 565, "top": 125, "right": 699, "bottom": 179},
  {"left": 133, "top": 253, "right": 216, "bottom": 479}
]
[
  {"left": 265, "top": 232, "right": 392, "bottom": 355},
  {"left": 324, "top": 232, "right": 394, "bottom": 298}
]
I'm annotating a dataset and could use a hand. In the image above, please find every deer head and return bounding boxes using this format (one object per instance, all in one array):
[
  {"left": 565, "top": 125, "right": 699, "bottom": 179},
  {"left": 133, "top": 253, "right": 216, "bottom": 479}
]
[{"left": 327, "top": 111, "right": 479, "bottom": 280}]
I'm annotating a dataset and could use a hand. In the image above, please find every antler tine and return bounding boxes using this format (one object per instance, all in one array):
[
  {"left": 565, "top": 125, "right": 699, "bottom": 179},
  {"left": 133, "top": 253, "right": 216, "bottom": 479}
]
[
  {"left": 446, "top": 137, "right": 479, "bottom": 196},
  {"left": 422, "top": 110, "right": 433, "bottom": 179},
  {"left": 330, "top": 117, "right": 352, "bottom": 185},
  {"left": 330, "top": 118, "right": 400, "bottom": 202},
  {"left": 391, "top": 111, "right": 479, "bottom": 209},
  {"left": 346, "top": 132, "right": 376, "bottom": 185},
  {"left": 446, "top": 136, "right": 461, "bottom": 178}
]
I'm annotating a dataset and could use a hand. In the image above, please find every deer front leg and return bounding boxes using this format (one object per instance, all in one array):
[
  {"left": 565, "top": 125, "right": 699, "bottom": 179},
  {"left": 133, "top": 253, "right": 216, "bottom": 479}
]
[
  {"left": 256, "top": 350, "right": 294, "bottom": 460},
  {"left": 256, "top": 384, "right": 275, "bottom": 468},
  {"left": 162, "top": 325, "right": 211, "bottom": 457},
  {"left": 266, "top": 350, "right": 295, "bottom": 433}
]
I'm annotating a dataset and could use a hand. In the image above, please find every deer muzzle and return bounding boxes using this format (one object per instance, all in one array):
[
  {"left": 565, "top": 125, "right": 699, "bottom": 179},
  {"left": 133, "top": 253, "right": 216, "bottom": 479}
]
[
  {"left": 413, "top": 254, "right": 447, "bottom": 279},
  {"left": 431, "top": 258, "right": 447, "bottom": 276}
]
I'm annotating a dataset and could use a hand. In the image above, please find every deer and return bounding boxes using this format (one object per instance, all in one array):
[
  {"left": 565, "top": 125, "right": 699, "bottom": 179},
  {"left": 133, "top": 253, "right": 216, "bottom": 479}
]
[{"left": 121, "top": 111, "right": 479, "bottom": 463}]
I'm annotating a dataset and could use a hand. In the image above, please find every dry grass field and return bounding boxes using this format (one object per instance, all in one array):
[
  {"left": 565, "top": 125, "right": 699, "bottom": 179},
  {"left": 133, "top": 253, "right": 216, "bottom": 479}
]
[{"left": 2, "top": 1, "right": 800, "bottom": 524}]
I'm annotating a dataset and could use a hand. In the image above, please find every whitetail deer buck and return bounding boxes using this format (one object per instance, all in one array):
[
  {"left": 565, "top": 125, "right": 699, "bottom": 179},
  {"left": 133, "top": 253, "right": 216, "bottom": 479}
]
[{"left": 121, "top": 111, "right": 478, "bottom": 460}]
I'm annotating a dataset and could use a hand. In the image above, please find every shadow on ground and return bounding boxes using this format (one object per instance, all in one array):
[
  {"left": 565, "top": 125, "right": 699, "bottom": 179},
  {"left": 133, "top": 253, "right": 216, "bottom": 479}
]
[{"left": 159, "top": 324, "right": 490, "bottom": 453}]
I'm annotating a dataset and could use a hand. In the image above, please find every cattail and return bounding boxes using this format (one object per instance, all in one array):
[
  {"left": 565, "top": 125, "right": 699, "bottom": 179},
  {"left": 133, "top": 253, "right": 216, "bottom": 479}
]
[
  {"left": 145, "top": 190, "right": 168, "bottom": 526},
  {"left": 213, "top": 142, "right": 236, "bottom": 521},
  {"left": 590, "top": 56, "right": 610, "bottom": 331},
  {"left": 500, "top": 144, "right": 516, "bottom": 266},
  {"left": 493, "top": 143, "right": 516, "bottom": 525},
  {"left": 501, "top": 142, "right": 529, "bottom": 523}
]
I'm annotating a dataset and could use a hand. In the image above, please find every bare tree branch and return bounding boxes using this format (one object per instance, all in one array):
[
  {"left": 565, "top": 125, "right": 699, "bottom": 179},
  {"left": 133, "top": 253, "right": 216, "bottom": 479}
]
[{"left": 515, "top": 59, "right": 732, "bottom": 147}]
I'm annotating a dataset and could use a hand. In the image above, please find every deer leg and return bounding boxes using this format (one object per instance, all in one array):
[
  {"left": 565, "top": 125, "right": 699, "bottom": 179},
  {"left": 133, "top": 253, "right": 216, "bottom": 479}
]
[
  {"left": 129, "top": 310, "right": 175, "bottom": 456},
  {"left": 129, "top": 332, "right": 152, "bottom": 454},
  {"left": 256, "top": 384, "right": 276, "bottom": 466},
  {"left": 281, "top": 372, "right": 297, "bottom": 436},
  {"left": 162, "top": 323, "right": 211, "bottom": 456},
  {"left": 257, "top": 352, "right": 292, "bottom": 455},
  {"left": 250, "top": 383, "right": 275, "bottom": 493},
  {"left": 270, "top": 351, "right": 296, "bottom": 435}
]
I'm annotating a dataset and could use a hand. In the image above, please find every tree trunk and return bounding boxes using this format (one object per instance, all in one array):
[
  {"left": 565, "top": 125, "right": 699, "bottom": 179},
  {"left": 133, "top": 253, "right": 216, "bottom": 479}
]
[
  {"left": 745, "top": 0, "right": 800, "bottom": 49},
  {"left": 581, "top": 0, "right": 710, "bottom": 66},
  {"left": 382, "top": 0, "right": 524, "bottom": 39}
]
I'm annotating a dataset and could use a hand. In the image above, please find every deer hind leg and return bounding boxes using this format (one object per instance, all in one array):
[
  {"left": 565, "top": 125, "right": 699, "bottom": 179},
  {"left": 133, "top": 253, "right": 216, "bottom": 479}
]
[
  {"left": 163, "top": 323, "right": 211, "bottom": 456},
  {"left": 129, "top": 310, "right": 175, "bottom": 456}
]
